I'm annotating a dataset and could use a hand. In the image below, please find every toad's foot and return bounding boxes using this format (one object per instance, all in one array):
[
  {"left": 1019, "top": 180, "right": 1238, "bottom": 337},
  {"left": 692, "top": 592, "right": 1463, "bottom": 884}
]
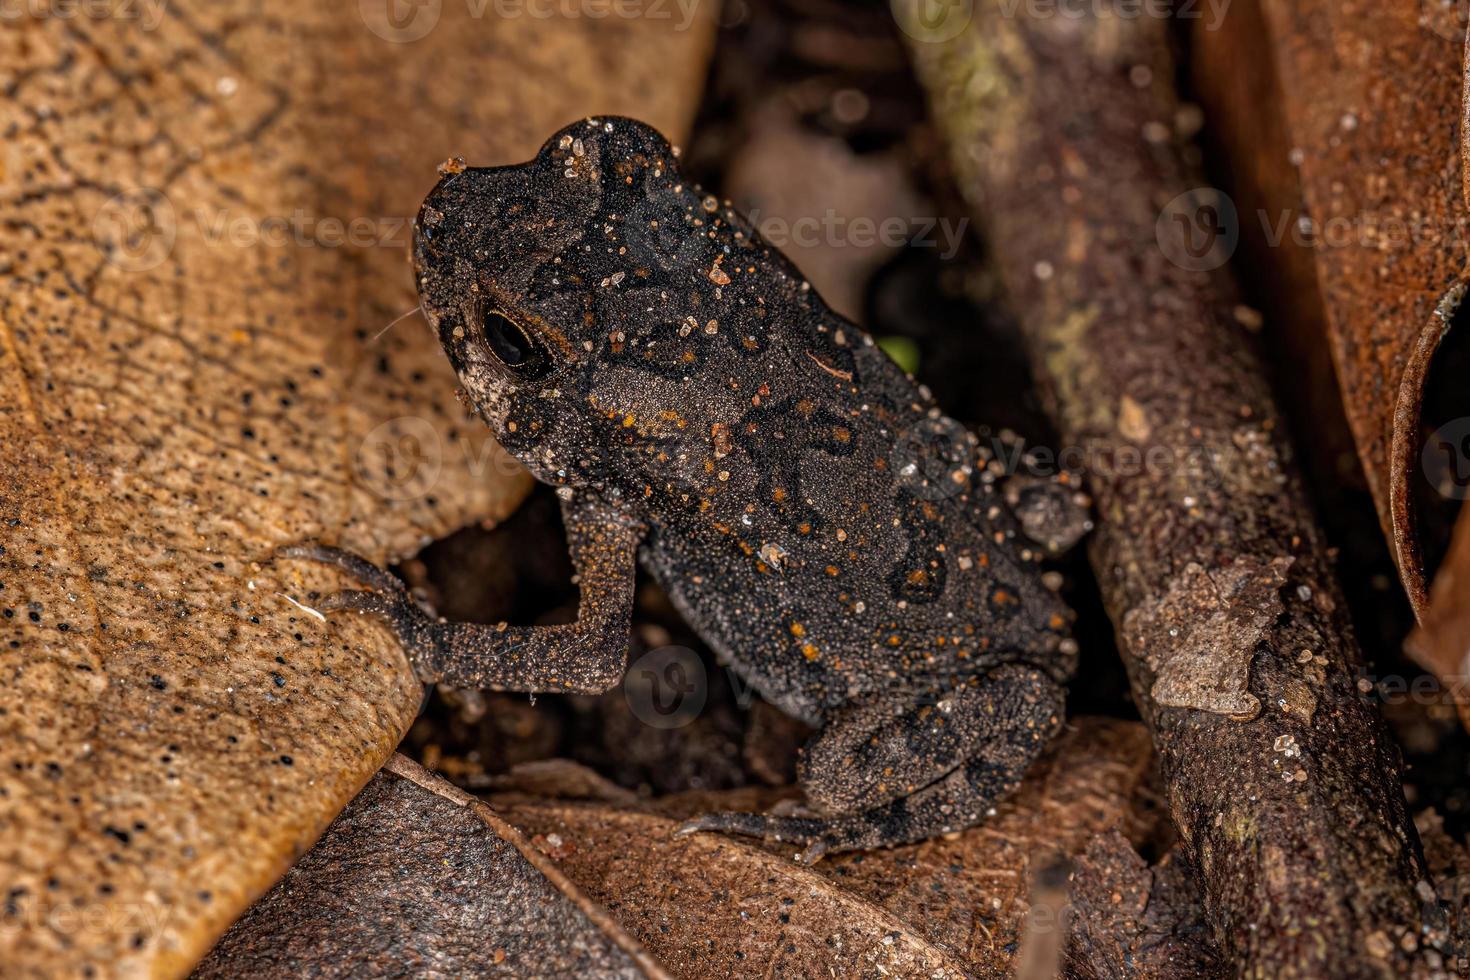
[{"left": 277, "top": 543, "right": 440, "bottom": 677}]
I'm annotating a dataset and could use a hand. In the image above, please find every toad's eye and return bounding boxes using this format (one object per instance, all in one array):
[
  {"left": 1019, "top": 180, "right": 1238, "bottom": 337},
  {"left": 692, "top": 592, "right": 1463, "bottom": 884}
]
[{"left": 480, "top": 307, "right": 553, "bottom": 380}]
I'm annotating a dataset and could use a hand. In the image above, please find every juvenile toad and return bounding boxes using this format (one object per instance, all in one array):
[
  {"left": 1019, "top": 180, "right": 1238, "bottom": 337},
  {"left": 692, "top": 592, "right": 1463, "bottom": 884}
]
[{"left": 289, "top": 117, "right": 1086, "bottom": 861}]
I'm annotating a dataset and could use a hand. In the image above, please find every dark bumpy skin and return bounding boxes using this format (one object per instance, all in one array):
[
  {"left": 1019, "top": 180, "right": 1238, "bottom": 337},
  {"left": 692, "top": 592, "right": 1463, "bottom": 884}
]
[{"left": 289, "top": 117, "right": 1084, "bottom": 861}]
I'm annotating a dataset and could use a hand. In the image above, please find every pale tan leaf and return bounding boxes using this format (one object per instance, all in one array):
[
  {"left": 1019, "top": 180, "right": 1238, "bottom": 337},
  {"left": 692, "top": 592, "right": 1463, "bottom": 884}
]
[{"left": 0, "top": 5, "right": 715, "bottom": 976}]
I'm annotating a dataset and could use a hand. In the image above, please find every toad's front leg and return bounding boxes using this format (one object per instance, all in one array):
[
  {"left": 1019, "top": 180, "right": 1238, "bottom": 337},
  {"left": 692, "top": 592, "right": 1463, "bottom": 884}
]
[
  {"left": 678, "top": 663, "right": 1064, "bottom": 862},
  {"left": 280, "top": 493, "right": 645, "bottom": 695}
]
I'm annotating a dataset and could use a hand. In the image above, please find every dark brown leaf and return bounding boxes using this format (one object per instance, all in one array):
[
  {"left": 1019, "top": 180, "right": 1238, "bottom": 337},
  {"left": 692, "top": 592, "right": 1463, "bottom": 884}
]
[
  {"left": 1063, "top": 833, "right": 1223, "bottom": 980},
  {"left": 1192, "top": 0, "right": 1470, "bottom": 617},
  {"left": 195, "top": 756, "right": 663, "bottom": 979}
]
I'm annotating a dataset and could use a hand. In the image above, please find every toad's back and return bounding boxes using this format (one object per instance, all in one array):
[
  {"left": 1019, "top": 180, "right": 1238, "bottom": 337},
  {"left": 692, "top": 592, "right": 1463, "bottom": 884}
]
[
  {"left": 577, "top": 309, "right": 1077, "bottom": 724},
  {"left": 409, "top": 115, "right": 1076, "bottom": 722}
]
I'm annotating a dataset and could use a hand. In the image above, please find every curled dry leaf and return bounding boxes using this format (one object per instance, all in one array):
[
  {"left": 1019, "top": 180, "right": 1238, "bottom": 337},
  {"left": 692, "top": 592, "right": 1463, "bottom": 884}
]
[
  {"left": 1192, "top": 0, "right": 1470, "bottom": 617},
  {"left": 494, "top": 718, "right": 1161, "bottom": 978},
  {"left": 194, "top": 756, "right": 660, "bottom": 979},
  {"left": 0, "top": 4, "right": 714, "bottom": 976}
]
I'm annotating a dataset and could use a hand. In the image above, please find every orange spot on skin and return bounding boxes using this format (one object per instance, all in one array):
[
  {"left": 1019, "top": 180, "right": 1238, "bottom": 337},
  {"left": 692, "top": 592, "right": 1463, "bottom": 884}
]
[
  {"left": 802, "top": 643, "right": 820, "bottom": 661},
  {"left": 790, "top": 622, "right": 806, "bottom": 637}
]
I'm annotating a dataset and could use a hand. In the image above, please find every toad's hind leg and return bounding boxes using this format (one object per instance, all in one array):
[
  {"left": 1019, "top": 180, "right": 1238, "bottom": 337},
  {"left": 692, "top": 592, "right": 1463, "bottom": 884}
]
[{"left": 678, "top": 663, "right": 1063, "bottom": 862}]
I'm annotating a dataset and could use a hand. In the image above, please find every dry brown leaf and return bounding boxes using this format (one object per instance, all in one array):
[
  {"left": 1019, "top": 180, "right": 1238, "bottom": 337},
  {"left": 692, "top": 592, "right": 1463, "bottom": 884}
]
[
  {"left": 494, "top": 718, "right": 1158, "bottom": 978},
  {"left": 0, "top": 5, "right": 714, "bottom": 976},
  {"left": 1409, "top": 512, "right": 1470, "bottom": 719},
  {"left": 1063, "top": 833, "right": 1222, "bottom": 980},
  {"left": 1194, "top": 0, "right": 1470, "bottom": 616},
  {"left": 194, "top": 756, "right": 661, "bottom": 978}
]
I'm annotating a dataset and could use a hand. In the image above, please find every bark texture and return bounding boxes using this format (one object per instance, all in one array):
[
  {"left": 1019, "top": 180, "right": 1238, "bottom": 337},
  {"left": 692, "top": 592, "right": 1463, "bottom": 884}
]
[{"left": 907, "top": 6, "right": 1447, "bottom": 976}]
